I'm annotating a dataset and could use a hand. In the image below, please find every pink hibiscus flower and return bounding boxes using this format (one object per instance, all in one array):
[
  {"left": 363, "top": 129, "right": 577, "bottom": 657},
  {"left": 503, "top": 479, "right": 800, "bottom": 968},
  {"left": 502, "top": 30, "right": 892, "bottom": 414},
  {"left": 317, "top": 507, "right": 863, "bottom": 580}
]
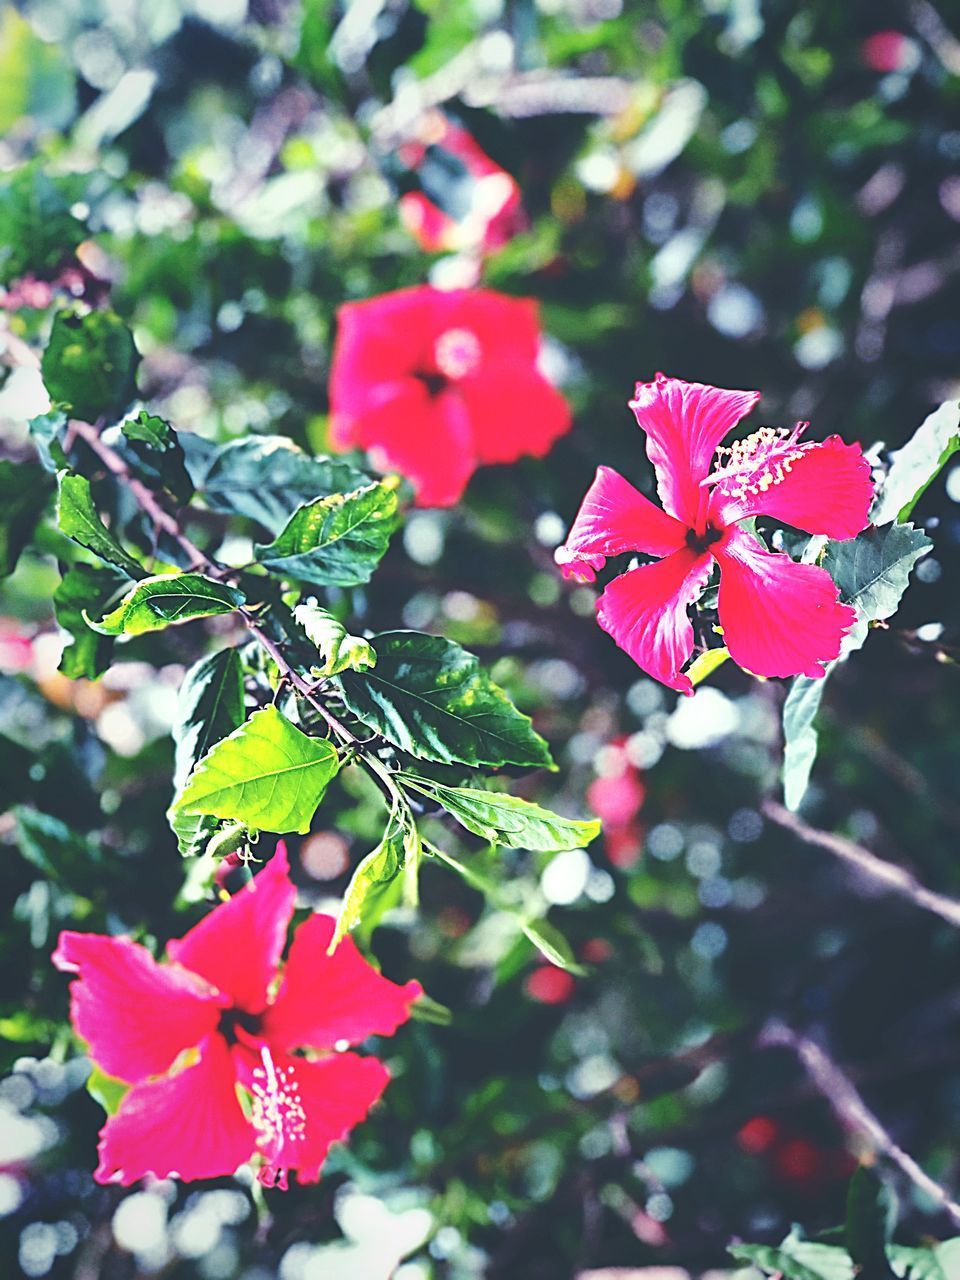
[
  {"left": 557, "top": 373, "right": 874, "bottom": 694},
  {"left": 329, "top": 286, "right": 571, "bottom": 507},
  {"left": 53, "top": 844, "right": 421, "bottom": 1189}
]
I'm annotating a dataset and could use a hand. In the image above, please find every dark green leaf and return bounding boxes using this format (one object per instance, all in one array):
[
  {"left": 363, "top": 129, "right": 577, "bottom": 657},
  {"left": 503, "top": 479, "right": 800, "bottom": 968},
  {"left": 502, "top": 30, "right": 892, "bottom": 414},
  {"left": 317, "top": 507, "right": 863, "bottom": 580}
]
[
  {"left": 255, "top": 478, "right": 400, "bottom": 587},
  {"left": 845, "top": 1167, "right": 898, "bottom": 1278},
  {"left": 169, "top": 648, "right": 246, "bottom": 856},
  {"left": 824, "top": 523, "right": 932, "bottom": 645},
  {"left": 0, "top": 460, "right": 54, "bottom": 576},
  {"left": 190, "top": 435, "right": 369, "bottom": 535},
  {"left": 888, "top": 1240, "right": 960, "bottom": 1279},
  {"left": 336, "top": 631, "right": 555, "bottom": 770},
  {"left": 872, "top": 401, "right": 960, "bottom": 525},
  {"left": 0, "top": 161, "right": 83, "bottom": 283},
  {"left": 53, "top": 561, "right": 127, "bottom": 679},
  {"left": 14, "top": 807, "right": 102, "bottom": 887},
  {"left": 56, "top": 471, "right": 143, "bottom": 577},
  {"left": 173, "top": 704, "right": 340, "bottom": 834},
  {"left": 294, "top": 603, "right": 377, "bottom": 676},
  {"left": 118, "top": 411, "right": 193, "bottom": 502},
  {"left": 782, "top": 674, "right": 828, "bottom": 811},
  {"left": 41, "top": 308, "right": 140, "bottom": 423},
  {"left": 87, "top": 573, "right": 245, "bottom": 636},
  {"left": 401, "top": 775, "right": 600, "bottom": 851}
]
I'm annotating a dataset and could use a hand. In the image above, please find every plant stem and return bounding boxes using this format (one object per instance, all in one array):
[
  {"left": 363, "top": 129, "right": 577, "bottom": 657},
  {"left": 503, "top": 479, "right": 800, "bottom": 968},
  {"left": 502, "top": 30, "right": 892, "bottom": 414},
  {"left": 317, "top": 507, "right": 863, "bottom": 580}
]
[
  {"left": 759, "top": 1020, "right": 960, "bottom": 1228},
  {"left": 762, "top": 799, "right": 960, "bottom": 931}
]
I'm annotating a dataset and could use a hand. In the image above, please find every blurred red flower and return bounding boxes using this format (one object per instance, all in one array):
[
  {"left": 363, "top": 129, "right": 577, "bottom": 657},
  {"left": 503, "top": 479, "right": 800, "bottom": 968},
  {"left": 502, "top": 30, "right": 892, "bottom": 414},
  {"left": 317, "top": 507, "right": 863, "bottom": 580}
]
[
  {"left": 53, "top": 844, "right": 421, "bottom": 1189},
  {"left": 398, "top": 112, "right": 525, "bottom": 255},
  {"left": 330, "top": 286, "right": 571, "bottom": 506},
  {"left": 524, "top": 966, "right": 576, "bottom": 1005},
  {"left": 861, "top": 31, "right": 914, "bottom": 73},
  {"left": 557, "top": 373, "right": 873, "bottom": 693}
]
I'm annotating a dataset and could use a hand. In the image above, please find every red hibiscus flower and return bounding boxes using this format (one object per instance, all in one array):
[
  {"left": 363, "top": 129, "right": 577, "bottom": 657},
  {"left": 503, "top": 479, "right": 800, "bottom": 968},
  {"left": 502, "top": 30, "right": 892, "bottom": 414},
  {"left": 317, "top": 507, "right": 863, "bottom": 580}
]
[
  {"left": 398, "top": 113, "right": 525, "bottom": 255},
  {"left": 557, "top": 373, "right": 873, "bottom": 694},
  {"left": 329, "top": 286, "right": 571, "bottom": 507},
  {"left": 52, "top": 844, "right": 421, "bottom": 1189}
]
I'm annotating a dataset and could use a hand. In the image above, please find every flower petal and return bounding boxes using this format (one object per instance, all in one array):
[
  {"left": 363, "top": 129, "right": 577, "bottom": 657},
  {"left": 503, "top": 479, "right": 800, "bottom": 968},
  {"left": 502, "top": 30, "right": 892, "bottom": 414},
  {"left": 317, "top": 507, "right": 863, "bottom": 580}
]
[
  {"left": 95, "top": 1034, "right": 255, "bottom": 1186},
  {"left": 167, "top": 843, "right": 296, "bottom": 1016},
  {"left": 708, "top": 434, "right": 874, "bottom": 539},
  {"left": 261, "top": 914, "right": 422, "bottom": 1053},
  {"left": 596, "top": 547, "right": 713, "bottom": 694},
  {"left": 330, "top": 289, "right": 440, "bottom": 397},
  {"left": 715, "top": 526, "right": 857, "bottom": 679},
  {"left": 52, "top": 932, "right": 222, "bottom": 1084},
  {"left": 556, "top": 465, "right": 688, "bottom": 582},
  {"left": 237, "top": 1046, "right": 389, "bottom": 1187},
  {"left": 629, "top": 373, "right": 761, "bottom": 525},
  {"left": 459, "top": 362, "right": 571, "bottom": 465}
]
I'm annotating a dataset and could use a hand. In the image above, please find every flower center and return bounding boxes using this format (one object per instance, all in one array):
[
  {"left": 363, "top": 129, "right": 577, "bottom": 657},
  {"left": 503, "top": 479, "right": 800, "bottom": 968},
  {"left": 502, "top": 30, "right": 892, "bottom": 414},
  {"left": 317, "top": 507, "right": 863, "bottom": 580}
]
[
  {"left": 686, "top": 524, "right": 724, "bottom": 554},
  {"left": 434, "top": 327, "right": 481, "bottom": 380},
  {"left": 250, "top": 1045, "right": 306, "bottom": 1192},
  {"left": 702, "top": 424, "right": 808, "bottom": 501},
  {"left": 218, "top": 1008, "right": 261, "bottom": 1043}
]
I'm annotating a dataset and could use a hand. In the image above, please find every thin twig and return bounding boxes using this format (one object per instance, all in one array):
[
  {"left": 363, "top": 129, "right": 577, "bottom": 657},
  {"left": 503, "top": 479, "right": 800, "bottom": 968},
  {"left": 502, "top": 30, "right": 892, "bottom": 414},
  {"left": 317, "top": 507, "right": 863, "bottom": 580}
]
[
  {"left": 762, "top": 800, "right": 960, "bottom": 930},
  {"left": 759, "top": 1021, "right": 960, "bottom": 1228}
]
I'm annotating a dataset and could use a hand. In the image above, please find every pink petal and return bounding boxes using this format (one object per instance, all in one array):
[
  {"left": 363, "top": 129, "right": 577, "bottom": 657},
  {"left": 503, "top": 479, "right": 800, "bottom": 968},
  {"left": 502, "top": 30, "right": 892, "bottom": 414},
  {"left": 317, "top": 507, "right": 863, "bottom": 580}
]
[
  {"left": 261, "top": 914, "right": 422, "bottom": 1052},
  {"left": 714, "top": 526, "right": 857, "bottom": 679},
  {"left": 459, "top": 362, "right": 571, "bottom": 465},
  {"left": 167, "top": 844, "right": 296, "bottom": 1017},
  {"left": 52, "top": 932, "right": 222, "bottom": 1084},
  {"left": 596, "top": 547, "right": 714, "bottom": 694},
  {"left": 330, "top": 288, "right": 442, "bottom": 404},
  {"left": 95, "top": 1034, "right": 255, "bottom": 1186},
  {"left": 629, "top": 373, "right": 761, "bottom": 526},
  {"left": 707, "top": 434, "right": 874, "bottom": 539},
  {"left": 237, "top": 1046, "right": 389, "bottom": 1187},
  {"left": 556, "top": 466, "right": 688, "bottom": 581}
]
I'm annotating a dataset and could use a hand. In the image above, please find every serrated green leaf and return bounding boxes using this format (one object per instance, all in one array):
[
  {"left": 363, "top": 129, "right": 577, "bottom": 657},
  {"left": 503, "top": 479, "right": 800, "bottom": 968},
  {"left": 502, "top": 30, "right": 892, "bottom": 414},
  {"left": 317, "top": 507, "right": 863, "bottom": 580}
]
[
  {"left": 0, "top": 159, "right": 82, "bottom": 283},
  {"left": 53, "top": 561, "right": 127, "bottom": 679},
  {"left": 728, "top": 1238, "right": 854, "bottom": 1280},
  {"left": 255, "top": 478, "right": 399, "bottom": 587},
  {"left": 119, "top": 410, "right": 193, "bottom": 502},
  {"left": 87, "top": 573, "right": 245, "bottom": 636},
  {"left": 331, "top": 812, "right": 405, "bottom": 949},
  {"left": 293, "top": 603, "right": 377, "bottom": 676},
  {"left": 845, "top": 1167, "right": 898, "bottom": 1278},
  {"left": 336, "top": 631, "right": 555, "bottom": 770},
  {"left": 401, "top": 775, "right": 600, "bottom": 852},
  {"left": 174, "top": 704, "right": 340, "bottom": 834},
  {"left": 56, "top": 471, "right": 143, "bottom": 577},
  {"left": 169, "top": 648, "right": 246, "bottom": 856},
  {"left": 0, "top": 460, "right": 54, "bottom": 577},
  {"left": 86, "top": 1064, "right": 129, "bottom": 1118},
  {"left": 191, "top": 435, "right": 369, "bottom": 535},
  {"left": 872, "top": 401, "right": 960, "bottom": 525},
  {"left": 41, "top": 308, "right": 140, "bottom": 423}
]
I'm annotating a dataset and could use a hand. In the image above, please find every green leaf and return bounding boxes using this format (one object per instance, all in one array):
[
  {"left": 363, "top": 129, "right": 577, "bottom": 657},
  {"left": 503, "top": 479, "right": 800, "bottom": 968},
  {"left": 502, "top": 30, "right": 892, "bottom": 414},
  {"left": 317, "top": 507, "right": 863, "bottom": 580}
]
[
  {"left": 56, "top": 472, "right": 144, "bottom": 577},
  {"left": 29, "top": 409, "right": 69, "bottom": 473},
  {"left": 174, "top": 704, "right": 340, "bottom": 835},
  {"left": 728, "top": 1237, "right": 854, "bottom": 1280},
  {"left": 0, "top": 160, "right": 82, "bottom": 283},
  {"left": 86, "top": 1064, "right": 130, "bottom": 1118},
  {"left": 401, "top": 775, "right": 600, "bottom": 852},
  {"left": 783, "top": 523, "right": 932, "bottom": 809},
  {"left": 824, "top": 523, "right": 933, "bottom": 647},
  {"left": 293, "top": 603, "right": 377, "bottom": 676},
  {"left": 255, "top": 478, "right": 399, "bottom": 587},
  {"left": 14, "top": 807, "right": 102, "bottom": 886},
  {"left": 889, "top": 1240, "right": 960, "bottom": 1279},
  {"left": 336, "top": 631, "right": 555, "bottom": 770},
  {"left": 428, "top": 842, "right": 584, "bottom": 973},
  {"left": 41, "top": 308, "right": 140, "bottom": 424},
  {"left": 87, "top": 573, "right": 245, "bottom": 636},
  {"left": 845, "top": 1167, "right": 898, "bottom": 1279},
  {"left": 190, "top": 435, "right": 369, "bottom": 535},
  {"left": 53, "top": 562, "right": 127, "bottom": 679},
  {"left": 0, "top": 460, "right": 54, "bottom": 576},
  {"left": 332, "top": 812, "right": 406, "bottom": 949},
  {"left": 872, "top": 401, "right": 960, "bottom": 525},
  {"left": 119, "top": 411, "right": 193, "bottom": 502},
  {"left": 169, "top": 648, "right": 246, "bottom": 856}
]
